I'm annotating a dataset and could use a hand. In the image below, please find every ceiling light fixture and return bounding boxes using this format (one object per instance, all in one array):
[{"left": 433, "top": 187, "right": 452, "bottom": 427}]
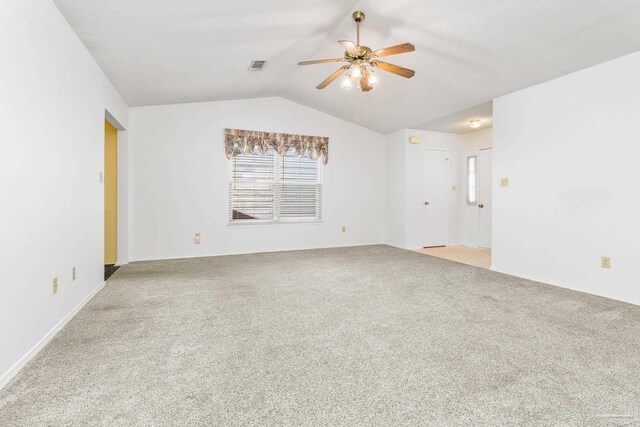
[
  {"left": 469, "top": 120, "right": 482, "bottom": 129},
  {"left": 350, "top": 64, "right": 362, "bottom": 79},
  {"left": 368, "top": 71, "right": 379, "bottom": 86}
]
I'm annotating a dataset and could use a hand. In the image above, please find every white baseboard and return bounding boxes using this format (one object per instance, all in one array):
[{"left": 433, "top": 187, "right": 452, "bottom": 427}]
[
  {"left": 490, "top": 267, "right": 639, "bottom": 306},
  {"left": 0, "top": 281, "right": 107, "bottom": 390}
]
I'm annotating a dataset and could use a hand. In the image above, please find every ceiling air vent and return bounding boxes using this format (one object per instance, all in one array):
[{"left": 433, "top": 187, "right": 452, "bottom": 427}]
[{"left": 248, "top": 60, "right": 267, "bottom": 71}]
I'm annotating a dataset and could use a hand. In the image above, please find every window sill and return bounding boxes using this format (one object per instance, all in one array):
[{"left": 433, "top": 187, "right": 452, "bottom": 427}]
[{"left": 228, "top": 220, "right": 324, "bottom": 228}]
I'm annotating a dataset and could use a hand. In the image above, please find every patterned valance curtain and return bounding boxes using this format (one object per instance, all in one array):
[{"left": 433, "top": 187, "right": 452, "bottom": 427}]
[{"left": 225, "top": 128, "right": 329, "bottom": 165}]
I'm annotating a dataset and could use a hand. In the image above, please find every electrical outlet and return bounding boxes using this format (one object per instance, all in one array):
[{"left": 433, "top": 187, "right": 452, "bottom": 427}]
[
  {"left": 195, "top": 232, "right": 201, "bottom": 244},
  {"left": 52, "top": 277, "right": 58, "bottom": 294},
  {"left": 341, "top": 226, "right": 346, "bottom": 233},
  {"left": 601, "top": 256, "right": 611, "bottom": 269},
  {"left": 72, "top": 267, "right": 76, "bottom": 281},
  {"left": 500, "top": 177, "right": 510, "bottom": 187},
  {"left": 451, "top": 185, "right": 457, "bottom": 192}
]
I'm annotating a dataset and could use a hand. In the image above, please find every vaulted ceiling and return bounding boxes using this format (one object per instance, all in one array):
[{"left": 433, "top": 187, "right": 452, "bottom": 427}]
[{"left": 53, "top": 0, "right": 640, "bottom": 134}]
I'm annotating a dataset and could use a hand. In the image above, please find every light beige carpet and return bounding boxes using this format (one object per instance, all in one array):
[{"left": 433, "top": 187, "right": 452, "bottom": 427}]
[{"left": 0, "top": 245, "right": 639, "bottom": 426}]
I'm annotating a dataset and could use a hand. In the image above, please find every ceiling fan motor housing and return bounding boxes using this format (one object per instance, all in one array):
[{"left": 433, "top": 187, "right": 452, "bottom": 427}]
[{"left": 352, "top": 11, "right": 365, "bottom": 22}]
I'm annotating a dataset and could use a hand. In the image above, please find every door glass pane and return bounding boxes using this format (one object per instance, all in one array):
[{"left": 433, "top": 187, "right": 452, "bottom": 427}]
[{"left": 467, "top": 156, "right": 477, "bottom": 205}]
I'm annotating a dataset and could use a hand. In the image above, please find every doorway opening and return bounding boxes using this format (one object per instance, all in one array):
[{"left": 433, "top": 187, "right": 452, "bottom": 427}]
[
  {"left": 418, "top": 146, "right": 493, "bottom": 269},
  {"left": 104, "top": 119, "right": 119, "bottom": 280}
]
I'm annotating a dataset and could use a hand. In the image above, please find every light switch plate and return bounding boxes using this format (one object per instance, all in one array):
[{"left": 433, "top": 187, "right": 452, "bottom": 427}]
[
  {"left": 341, "top": 226, "right": 346, "bottom": 233},
  {"left": 500, "top": 177, "right": 510, "bottom": 187},
  {"left": 451, "top": 185, "right": 457, "bottom": 192},
  {"left": 195, "top": 232, "right": 201, "bottom": 244},
  {"left": 72, "top": 267, "right": 76, "bottom": 281},
  {"left": 601, "top": 256, "right": 611, "bottom": 269},
  {"left": 52, "top": 277, "right": 58, "bottom": 294}
]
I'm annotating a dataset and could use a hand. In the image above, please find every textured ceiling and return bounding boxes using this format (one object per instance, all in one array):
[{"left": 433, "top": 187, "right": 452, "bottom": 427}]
[
  {"left": 417, "top": 102, "right": 493, "bottom": 134},
  {"left": 53, "top": 0, "right": 640, "bottom": 134}
]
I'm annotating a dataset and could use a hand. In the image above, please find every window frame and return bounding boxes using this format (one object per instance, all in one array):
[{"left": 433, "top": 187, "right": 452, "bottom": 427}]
[
  {"left": 466, "top": 155, "right": 477, "bottom": 205},
  {"left": 228, "top": 149, "right": 323, "bottom": 226}
]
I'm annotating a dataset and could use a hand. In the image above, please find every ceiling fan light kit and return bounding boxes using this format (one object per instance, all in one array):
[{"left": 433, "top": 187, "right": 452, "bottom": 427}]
[{"left": 298, "top": 11, "right": 415, "bottom": 92}]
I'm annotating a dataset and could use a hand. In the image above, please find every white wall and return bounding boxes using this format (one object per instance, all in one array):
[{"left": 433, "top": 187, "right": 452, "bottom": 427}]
[
  {"left": 385, "top": 129, "right": 462, "bottom": 249},
  {"left": 129, "top": 97, "right": 386, "bottom": 260},
  {"left": 493, "top": 51, "right": 640, "bottom": 305},
  {"left": 460, "top": 127, "right": 493, "bottom": 152},
  {"left": 0, "top": 0, "right": 128, "bottom": 385},
  {"left": 384, "top": 130, "right": 406, "bottom": 248},
  {"left": 117, "top": 128, "right": 130, "bottom": 266}
]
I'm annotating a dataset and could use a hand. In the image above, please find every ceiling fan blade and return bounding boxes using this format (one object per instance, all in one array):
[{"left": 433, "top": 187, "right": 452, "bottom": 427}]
[
  {"left": 316, "top": 66, "right": 349, "bottom": 89},
  {"left": 373, "top": 43, "right": 415, "bottom": 58},
  {"left": 360, "top": 73, "right": 372, "bottom": 92},
  {"left": 339, "top": 40, "right": 357, "bottom": 53},
  {"left": 373, "top": 61, "right": 415, "bottom": 78},
  {"left": 298, "top": 58, "right": 343, "bottom": 66}
]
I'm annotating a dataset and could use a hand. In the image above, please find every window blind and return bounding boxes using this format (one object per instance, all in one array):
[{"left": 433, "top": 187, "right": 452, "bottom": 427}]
[
  {"left": 229, "top": 148, "right": 322, "bottom": 223},
  {"left": 280, "top": 153, "right": 322, "bottom": 220}
]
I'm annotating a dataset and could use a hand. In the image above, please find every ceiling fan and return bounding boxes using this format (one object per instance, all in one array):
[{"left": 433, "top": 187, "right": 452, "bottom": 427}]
[{"left": 298, "top": 11, "right": 415, "bottom": 92}]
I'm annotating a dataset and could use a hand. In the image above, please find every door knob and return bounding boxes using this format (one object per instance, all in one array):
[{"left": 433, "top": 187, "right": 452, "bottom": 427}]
[
  {"left": 424, "top": 201, "right": 430, "bottom": 206},
  {"left": 478, "top": 203, "right": 484, "bottom": 208}
]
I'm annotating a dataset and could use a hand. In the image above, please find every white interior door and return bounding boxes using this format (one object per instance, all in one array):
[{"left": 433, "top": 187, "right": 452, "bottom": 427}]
[
  {"left": 463, "top": 148, "right": 492, "bottom": 248},
  {"left": 477, "top": 149, "right": 492, "bottom": 248},
  {"left": 422, "top": 149, "right": 448, "bottom": 247}
]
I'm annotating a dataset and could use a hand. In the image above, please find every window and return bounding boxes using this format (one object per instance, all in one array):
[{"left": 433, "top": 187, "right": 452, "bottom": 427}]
[
  {"left": 467, "top": 155, "right": 477, "bottom": 205},
  {"left": 229, "top": 148, "right": 322, "bottom": 223}
]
